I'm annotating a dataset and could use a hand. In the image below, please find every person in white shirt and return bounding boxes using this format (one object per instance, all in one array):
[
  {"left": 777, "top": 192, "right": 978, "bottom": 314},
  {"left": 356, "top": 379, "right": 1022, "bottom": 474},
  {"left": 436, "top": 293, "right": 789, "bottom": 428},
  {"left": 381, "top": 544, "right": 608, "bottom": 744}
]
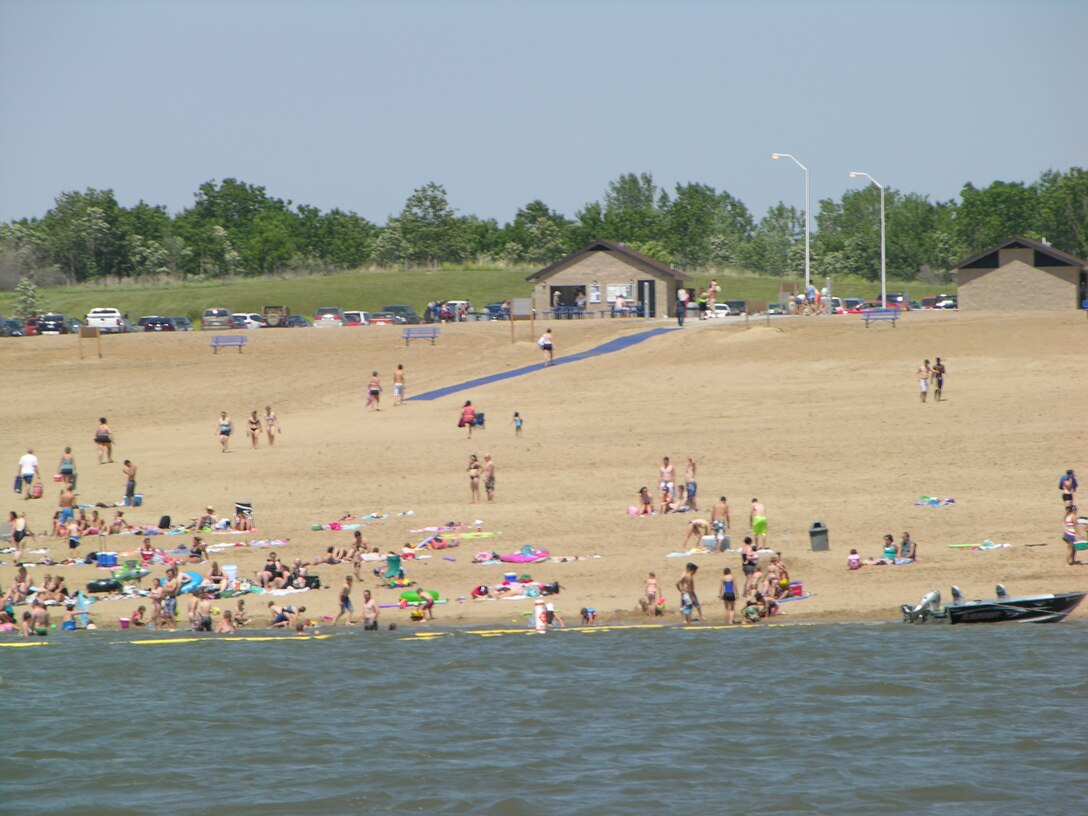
[{"left": 17, "top": 449, "right": 39, "bottom": 497}]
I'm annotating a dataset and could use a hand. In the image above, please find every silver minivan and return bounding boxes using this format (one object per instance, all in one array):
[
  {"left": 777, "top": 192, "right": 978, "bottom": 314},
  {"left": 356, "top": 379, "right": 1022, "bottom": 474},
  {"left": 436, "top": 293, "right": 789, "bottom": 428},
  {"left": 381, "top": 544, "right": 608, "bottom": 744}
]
[{"left": 201, "top": 307, "right": 233, "bottom": 331}]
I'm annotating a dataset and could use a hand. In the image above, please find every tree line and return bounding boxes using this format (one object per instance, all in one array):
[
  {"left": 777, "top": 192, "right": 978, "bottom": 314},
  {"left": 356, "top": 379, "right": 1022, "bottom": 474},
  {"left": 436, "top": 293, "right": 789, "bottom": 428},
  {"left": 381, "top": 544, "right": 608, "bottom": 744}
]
[{"left": 1, "top": 168, "right": 1084, "bottom": 288}]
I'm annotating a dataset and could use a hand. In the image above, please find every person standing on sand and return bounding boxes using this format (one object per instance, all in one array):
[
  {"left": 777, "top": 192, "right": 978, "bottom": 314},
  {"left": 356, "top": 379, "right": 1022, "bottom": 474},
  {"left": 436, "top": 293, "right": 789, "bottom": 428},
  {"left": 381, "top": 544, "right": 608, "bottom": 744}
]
[
  {"left": 247, "top": 410, "right": 262, "bottom": 448},
  {"left": 741, "top": 536, "right": 760, "bottom": 595},
  {"left": 483, "top": 454, "right": 496, "bottom": 502},
  {"left": 162, "top": 568, "right": 179, "bottom": 628},
  {"left": 264, "top": 406, "right": 279, "bottom": 447},
  {"left": 1059, "top": 469, "right": 1077, "bottom": 510},
  {"left": 17, "top": 448, "right": 39, "bottom": 499},
  {"left": 750, "top": 499, "right": 767, "bottom": 549},
  {"left": 711, "top": 496, "right": 731, "bottom": 551},
  {"left": 57, "top": 447, "right": 76, "bottom": 487},
  {"left": 659, "top": 457, "right": 676, "bottom": 497},
  {"left": 676, "top": 562, "right": 699, "bottom": 624},
  {"left": 460, "top": 401, "right": 477, "bottom": 438},
  {"left": 708, "top": 279, "right": 720, "bottom": 313},
  {"left": 644, "top": 572, "right": 658, "bottom": 615},
  {"left": 467, "top": 454, "right": 482, "bottom": 504},
  {"left": 366, "top": 371, "right": 382, "bottom": 411},
  {"left": 122, "top": 460, "right": 137, "bottom": 505},
  {"left": 217, "top": 412, "right": 233, "bottom": 453},
  {"left": 393, "top": 364, "right": 406, "bottom": 406},
  {"left": 1063, "top": 505, "right": 1083, "bottom": 566},
  {"left": 676, "top": 288, "right": 689, "bottom": 326},
  {"left": 684, "top": 458, "right": 698, "bottom": 511},
  {"left": 513, "top": 412, "right": 523, "bottom": 437},
  {"left": 721, "top": 567, "right": 737, "bottom": 624},
  {"left": 917, "top": 360, "right": 931, "bottom": 403},
  {"left": 538, "top": 329, "right": 554, "bottom": 366},
  {"left": 363, "top": 589, "right": 379, "bottom": 630},
  {"left": 931, "top": 357, "right": 946, "bottom": 401},
  {"left": 334, "top": 575, "right": 355, "bottom": 626},
  {"left": 94, "top": 418, "right": 114, "bottom": 464}
]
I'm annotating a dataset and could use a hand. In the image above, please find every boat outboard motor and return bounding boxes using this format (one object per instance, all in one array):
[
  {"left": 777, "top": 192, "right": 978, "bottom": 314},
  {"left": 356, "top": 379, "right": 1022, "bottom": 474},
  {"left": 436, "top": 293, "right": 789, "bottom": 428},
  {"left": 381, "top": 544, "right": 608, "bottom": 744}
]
[
  {"left": 996, "top": 584, "right": 1009, "bottom": 599},
  {"left": 902, "top": 589, "right": 941, "bottom": 622},
  {"left": 950, "top": 585, "right": 965, "bottom": 605}
]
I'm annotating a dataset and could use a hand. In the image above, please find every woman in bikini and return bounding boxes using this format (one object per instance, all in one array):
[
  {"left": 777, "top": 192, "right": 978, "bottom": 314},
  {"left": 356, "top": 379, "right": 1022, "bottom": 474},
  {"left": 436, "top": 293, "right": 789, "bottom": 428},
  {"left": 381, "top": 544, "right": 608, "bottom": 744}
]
[
  {"left": 94, "top": 418, "right": 113, "bottom": 464},
  {"left": 247, "top": 410, "right": 262, "bottom": 449},
  {"left": 57, "top": 446, "right": 76, "bottom": 486},
  {"left": 264, "top": 405, "right": 279, "bottom": 447},
  {"left": 467, "top": 454, "right": 482, "bottom": 504},
  {"left": 1063, "top": 505, "right": 1082, "bottom": 566},
  {"left": 366, "top": 372, "right": 382, "bottom": 411}
]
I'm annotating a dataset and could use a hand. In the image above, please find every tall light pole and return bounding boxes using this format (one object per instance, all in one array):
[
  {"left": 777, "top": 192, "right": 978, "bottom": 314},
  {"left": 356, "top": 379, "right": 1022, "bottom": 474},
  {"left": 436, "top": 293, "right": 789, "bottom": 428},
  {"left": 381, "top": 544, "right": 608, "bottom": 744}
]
[
  {"left": 848, "top": 171, "right": 886, "bottom": 308},
  {"left": 771, "top": 153, "right": 810, "bottom": 292}
]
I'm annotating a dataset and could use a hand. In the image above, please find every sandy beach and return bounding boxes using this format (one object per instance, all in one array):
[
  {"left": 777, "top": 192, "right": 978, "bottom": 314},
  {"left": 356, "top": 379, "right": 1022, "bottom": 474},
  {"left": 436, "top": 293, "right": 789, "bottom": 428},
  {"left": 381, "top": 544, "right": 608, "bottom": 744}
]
[{"left": 2, "top": 310, "right": 1085, "bottom": 630}]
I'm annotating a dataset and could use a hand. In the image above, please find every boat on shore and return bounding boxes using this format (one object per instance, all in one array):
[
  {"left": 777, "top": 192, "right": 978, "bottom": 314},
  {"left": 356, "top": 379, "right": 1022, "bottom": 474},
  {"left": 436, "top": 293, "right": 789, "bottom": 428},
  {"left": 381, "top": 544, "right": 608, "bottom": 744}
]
[{"left": 901, "top": 585, "right": 1086, "bottom": 624}]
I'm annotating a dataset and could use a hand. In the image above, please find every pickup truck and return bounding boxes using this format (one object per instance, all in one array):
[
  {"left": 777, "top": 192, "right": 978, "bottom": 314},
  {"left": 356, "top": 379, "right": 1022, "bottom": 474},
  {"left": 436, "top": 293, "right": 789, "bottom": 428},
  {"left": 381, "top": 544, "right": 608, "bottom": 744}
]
[{"left": 85, "top": 308, "right": 127, "bottom": 333}]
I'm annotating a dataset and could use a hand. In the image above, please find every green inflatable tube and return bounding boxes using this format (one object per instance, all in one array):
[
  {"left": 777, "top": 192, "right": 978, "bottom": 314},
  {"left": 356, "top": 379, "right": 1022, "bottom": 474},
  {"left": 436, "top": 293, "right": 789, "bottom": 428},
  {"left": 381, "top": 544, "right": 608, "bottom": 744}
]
[{"left": 400, "top": 590, "right": 440, "bottom": 603}]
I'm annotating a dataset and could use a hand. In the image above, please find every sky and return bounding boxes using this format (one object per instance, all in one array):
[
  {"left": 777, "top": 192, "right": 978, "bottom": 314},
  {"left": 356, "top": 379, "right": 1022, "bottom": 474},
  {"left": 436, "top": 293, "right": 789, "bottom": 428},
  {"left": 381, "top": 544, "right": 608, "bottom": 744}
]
[{"left": 0, "top": 0, "right": 1084, "bottom": 226}]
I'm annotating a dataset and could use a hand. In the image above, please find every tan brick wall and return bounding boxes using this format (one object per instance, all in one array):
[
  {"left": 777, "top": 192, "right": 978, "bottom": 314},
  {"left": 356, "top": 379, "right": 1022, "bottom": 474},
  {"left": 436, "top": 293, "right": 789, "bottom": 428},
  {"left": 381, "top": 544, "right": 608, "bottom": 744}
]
[
  {"left": 530, "top": 252, "right": 680, "bottom": 316},
  {"left": 957, "top": 260, "right": 1078, "bottom": 310}
]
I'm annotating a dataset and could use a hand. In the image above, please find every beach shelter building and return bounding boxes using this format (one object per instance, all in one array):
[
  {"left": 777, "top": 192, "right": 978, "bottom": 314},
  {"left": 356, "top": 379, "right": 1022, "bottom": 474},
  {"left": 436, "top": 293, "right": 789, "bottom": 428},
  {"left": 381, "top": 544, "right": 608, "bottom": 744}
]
[
  {"left": 950, "top": 236, "right": 1088, "bottom": 311},
  {"left": 527, "top": 239, "right": 689, "bottom": 318}
]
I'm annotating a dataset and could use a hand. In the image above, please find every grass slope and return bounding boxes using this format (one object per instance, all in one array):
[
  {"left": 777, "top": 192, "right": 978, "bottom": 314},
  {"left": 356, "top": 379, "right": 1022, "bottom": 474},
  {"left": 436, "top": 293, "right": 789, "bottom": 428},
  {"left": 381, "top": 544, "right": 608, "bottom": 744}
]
[{"left": 0, "top": 266, "right": 953, "bottom": 323}]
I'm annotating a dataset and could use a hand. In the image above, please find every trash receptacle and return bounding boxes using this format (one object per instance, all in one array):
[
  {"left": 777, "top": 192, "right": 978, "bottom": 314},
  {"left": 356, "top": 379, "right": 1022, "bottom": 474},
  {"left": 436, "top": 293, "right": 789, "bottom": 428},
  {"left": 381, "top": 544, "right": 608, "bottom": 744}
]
[{"left": 809, "top": 520, "right": 829, "bottom": 552}]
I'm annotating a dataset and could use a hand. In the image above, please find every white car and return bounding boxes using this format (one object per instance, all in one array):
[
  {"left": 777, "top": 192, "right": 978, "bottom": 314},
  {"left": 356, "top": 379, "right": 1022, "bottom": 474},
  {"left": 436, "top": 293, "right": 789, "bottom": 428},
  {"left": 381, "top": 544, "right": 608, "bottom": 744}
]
[
  {"left": 232, "top": 313, "right": 267, "bottom": 329},
  {"left": 711, "top": 304, "right": 732, "bottom": 317},
  {"left": 85, "top": 307, "right": 126, "bottom": 333}
]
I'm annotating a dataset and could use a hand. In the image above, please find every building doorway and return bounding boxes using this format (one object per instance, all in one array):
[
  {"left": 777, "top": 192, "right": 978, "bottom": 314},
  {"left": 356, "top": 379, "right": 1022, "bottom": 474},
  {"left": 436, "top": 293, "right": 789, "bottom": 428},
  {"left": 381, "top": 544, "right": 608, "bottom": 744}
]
[{"left": 636, "top": 279, "right": 656, "bottom": 317}]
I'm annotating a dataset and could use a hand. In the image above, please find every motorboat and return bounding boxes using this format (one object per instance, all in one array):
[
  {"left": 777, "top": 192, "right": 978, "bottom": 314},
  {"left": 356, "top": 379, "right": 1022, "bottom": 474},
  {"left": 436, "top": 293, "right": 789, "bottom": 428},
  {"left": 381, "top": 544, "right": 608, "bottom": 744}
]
[{"left": 901, "top": 585, "right": 1087, "bottom": 624}]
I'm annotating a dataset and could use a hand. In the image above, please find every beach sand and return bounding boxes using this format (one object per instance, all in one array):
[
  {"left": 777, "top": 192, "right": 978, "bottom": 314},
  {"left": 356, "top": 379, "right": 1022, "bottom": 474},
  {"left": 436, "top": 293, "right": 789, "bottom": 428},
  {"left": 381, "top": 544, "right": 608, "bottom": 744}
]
[{"left": 2, "top": 310, "right": 1085, "bottom": 630}]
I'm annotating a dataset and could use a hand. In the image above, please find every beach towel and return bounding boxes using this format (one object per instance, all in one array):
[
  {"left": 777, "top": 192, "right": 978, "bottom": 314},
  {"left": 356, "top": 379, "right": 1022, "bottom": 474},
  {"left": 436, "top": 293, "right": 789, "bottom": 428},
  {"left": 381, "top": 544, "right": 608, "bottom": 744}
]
[{"left": 914, "top": 496, "right": 956, "bottom": 507}]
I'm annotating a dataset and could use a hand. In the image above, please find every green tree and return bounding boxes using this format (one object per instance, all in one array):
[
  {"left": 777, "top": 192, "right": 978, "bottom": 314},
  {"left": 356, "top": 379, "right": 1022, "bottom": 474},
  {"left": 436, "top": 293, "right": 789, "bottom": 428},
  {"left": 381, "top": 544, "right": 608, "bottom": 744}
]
[
  {"left": 14, "top": 276, "right": 42, "bottom": 318},
  {"left": 398, "top": 182, "right": 468, "bottom": 266},
  {"left": 628, "top": 240, "right": 674, "bottom": 266},
  {"left": 40, "top": 189, "right": 132, "bottom": 282},
  {"left": 1036, "top": 167, "right": 1088, "bottom": 260},
  {"left": 736, "top": 203, "right": 802, "bottom": 276},
  {"left": 954, "top": 180, "right": 1039, "bottom": 253},
  {"left": 601, "top": 172, "right": 663, "bottom": 244},
  {"left": 373, "top": 219, "right": 408, "bottom": 267}
]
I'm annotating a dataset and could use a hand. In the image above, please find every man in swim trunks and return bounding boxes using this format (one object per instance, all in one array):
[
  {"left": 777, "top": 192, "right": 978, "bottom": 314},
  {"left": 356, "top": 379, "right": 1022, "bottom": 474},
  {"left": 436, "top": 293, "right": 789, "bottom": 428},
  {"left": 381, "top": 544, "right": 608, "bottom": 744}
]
[
  {"left": 676, "top": 562, "right": 698, "bottom": 624},
  {"left": 682, "top": 518, "right": 712, "bottom": 549},
  {"left": 483, "top": 454, "right": 496, "bottom": 502},
  {"left": 931, "top": 357, "right": 946, "bottom": 402},
  {"left": 684, "top": 458, "right": 698, "bottom": 511},
  {"left": 917, "top": 360, "right": 931, "bottom": 403},
  {"left": 711, "top": 496, "right": 731, "bottom": 551},
  {"left": 362, "top": 590, "right": 379, "bottom": 630},
  {"left": 659, "top": 457, "right": 675, "bottom": 497},
  {"left": 367, "top": 371, "right": 382, "bottom": 410},
  {"left": 393, "top": 364, "right": 405, "bottom": 406},
  {"left": 334, "top": 575, "right": 355, "bottom": 626},
  {"left": 122, "top": 459, "right": 137, "bottom": 504},
  {"left": 750, "top": 499, "right": 767, "bottom": 549},
  {"left": 17, "top": 448, "right": 39, "bottom": 499},
  {"left": 58, "top": 485, "right": 77, "bottom": 525},
  {"left": 162, "top": 568, "right": 179, "bottom": 628}
]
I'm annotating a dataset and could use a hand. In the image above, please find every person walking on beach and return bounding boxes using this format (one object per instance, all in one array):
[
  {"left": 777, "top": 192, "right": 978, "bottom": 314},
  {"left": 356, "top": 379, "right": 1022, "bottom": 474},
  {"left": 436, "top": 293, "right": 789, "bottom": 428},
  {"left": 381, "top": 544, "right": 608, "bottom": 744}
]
[
  {"left": 459, "top": 401, "right": 477, "bottom": 438},
  {"left": 393, "top": 364, "right": 406, "bottom": 406},
  {"left": 366, "top": 371, "right": 382, "bottom": 411},
  {"left": 94, "top": 418, "right": 114, "bottom": 464},
  {"left": 1060, "top": 469, "right": 1077, "bottom": 510},
  {"left": 122, "top": 460, "right": 137, "bottom": 505},
  {"left": 711, "top": 496, "right": 731, "bottom": 551},
  {"left": 247, "top": 410, "right": 262, "bottom": 448},
  {"left": 16, "top": 448, "right": 39, "bottom": 499},
  {"left": 513, "top": 412, "right": 523, "bottom": 437},
  {"left": 334, "top": 575, "right": 355, "bottom": 626},
  {"left": 676, "top": 562, "right": 699, "bottom": 624},
  {"left": 264, "top": 405, "right": 279, "bottom": 447},
  {"left": 57, "top": 447, "right": 76, "bottom": 487},
  {"left": 467, "top": 454, "right": 482, "bottom": 504},
  {"left": 750, "top": 499, "right": 767, "bottom": 549},
  {"left": 684, "top": 458, "right": 698, "bottom": 511},
  {"left": 721, "top": 567, "right": 737, "bottom": 625},
  {"left": 659, "top": 457, "right": 676, "bottom": 497},
  {"left": 217, "top": 412, "right": 233, "bottom": 452},
  {"left": 538, "top": 329, "right": 554, "bottom": 366},
  {"left": 917, "top": 360, "right": 931, "bottom": 403},
  {"left": 931, "top": 357, "right": 946, "bottom": 401},
  {"left": 483, "top": 454, "right": 496, "bottom": 502},
  {"left": 676, "top": 287, "right": 689, "bottom": 326}
]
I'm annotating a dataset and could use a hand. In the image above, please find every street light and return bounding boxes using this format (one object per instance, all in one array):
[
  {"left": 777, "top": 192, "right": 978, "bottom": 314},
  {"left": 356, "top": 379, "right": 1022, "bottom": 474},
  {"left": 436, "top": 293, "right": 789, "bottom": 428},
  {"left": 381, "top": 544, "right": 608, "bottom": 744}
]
[
  {"left": 771, "top": 153, "right": 810, "bottom": 292},
  {"left": 848, "top": 171, "right": 886, "bottom": 308}
]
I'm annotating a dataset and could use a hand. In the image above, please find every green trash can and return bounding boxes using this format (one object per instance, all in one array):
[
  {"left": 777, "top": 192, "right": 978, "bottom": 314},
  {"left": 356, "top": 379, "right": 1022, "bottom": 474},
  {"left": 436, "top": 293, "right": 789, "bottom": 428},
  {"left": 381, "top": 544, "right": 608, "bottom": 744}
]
[{"left": 809, "top": 520, "right": 829, "bottom": 552}]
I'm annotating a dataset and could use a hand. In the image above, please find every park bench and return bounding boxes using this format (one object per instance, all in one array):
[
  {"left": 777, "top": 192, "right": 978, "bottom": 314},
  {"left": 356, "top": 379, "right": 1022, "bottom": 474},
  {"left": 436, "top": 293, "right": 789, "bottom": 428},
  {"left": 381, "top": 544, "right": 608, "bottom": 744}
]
[
  {"left": 403, "top": 326, "right": 440, "bottom": 346},
  {"left": 210, "top": 335, "right": 248, "bottom": 353},
  {"left": 861, "top": 308, "right": 899, "bottom": 328}
]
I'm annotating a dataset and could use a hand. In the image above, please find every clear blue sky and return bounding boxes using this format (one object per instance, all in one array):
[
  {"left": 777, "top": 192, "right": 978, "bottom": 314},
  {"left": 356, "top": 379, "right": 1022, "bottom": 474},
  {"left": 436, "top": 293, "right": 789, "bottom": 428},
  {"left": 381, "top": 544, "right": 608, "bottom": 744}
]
[{"left": 1, "top": 0, "right": 1083, "bottom": 226}]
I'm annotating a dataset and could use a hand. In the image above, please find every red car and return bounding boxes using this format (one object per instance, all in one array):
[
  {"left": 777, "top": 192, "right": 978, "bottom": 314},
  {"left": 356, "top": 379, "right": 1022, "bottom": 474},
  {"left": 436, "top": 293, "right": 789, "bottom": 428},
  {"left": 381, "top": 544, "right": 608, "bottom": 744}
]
[
  {"left": 24, "top": 316, "right": 40, "bottom": 335},
  {"left": 368, "top": 312, "right": 398, "bottom": 325}
]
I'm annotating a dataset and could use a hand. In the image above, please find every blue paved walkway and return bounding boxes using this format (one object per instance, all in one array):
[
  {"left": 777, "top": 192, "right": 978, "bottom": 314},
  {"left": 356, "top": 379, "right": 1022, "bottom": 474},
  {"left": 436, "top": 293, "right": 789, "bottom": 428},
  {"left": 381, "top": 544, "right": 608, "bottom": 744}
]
[{"left": 408, "top": 326, "right": 677, "bottom": 402}]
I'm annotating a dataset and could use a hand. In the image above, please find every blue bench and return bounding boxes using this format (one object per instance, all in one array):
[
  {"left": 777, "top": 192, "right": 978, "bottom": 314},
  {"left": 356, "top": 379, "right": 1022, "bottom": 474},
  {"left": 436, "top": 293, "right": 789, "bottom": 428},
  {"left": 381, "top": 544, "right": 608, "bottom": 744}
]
[
  {"left": 403, "top": 326, "right": 440, "bottom": 346},
  {"left": 861, "top": 308, "right": 899, "bottom": 327},
  {"left": 547, "top": 307, "right": 587, "bottom": 319},
  {"left": 210, "top": 335, "right": 248, "bottom": 353}
]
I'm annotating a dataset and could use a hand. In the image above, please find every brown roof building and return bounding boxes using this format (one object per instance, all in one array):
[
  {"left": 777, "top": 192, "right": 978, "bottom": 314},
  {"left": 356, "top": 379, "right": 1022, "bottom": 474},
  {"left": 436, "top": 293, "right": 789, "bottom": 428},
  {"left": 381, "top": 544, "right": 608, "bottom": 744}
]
[
  {"left": 951, "top": 236, "right": 1087, "bottom": 311},
  {"left": 527, "top": 240, "right": 689, "bottom": 318}
]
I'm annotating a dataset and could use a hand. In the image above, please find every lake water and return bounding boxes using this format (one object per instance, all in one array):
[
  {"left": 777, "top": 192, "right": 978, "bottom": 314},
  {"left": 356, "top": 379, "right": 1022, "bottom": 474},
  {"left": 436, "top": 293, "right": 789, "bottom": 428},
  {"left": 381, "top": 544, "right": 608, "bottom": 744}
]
[{"left": 2, "top": 621, "right": 1086, "bottom": 815}]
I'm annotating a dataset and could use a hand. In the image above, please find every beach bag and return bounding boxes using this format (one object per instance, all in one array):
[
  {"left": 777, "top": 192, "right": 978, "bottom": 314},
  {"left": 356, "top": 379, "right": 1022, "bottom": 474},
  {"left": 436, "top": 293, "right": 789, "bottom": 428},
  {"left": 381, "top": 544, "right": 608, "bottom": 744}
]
[
  {"left": 13, "top": 475, "right": 21, "bottom": 494},
  {"left": 31, "top": 482, "right": 43, "bottom": 499},
  {"left": 158, "top": 515, "right": 171, "bottom": 529}
]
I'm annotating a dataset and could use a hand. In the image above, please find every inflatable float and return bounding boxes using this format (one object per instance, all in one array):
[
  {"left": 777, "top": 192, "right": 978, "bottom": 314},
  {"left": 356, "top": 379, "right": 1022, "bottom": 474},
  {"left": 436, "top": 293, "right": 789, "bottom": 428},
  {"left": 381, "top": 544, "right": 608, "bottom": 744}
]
[
  {"left": 498, "top": 546, "right": 549, "bottom": 564},
  {"left": 87, "top": 578, "right": 123, "bottom": 594}
]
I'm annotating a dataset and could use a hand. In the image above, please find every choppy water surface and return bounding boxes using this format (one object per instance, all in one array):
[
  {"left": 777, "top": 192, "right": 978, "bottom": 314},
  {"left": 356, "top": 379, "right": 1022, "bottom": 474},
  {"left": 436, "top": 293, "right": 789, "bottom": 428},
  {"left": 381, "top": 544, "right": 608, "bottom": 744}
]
[{"left": 3, "top": 622, "right": 1086, "bottom": 815}]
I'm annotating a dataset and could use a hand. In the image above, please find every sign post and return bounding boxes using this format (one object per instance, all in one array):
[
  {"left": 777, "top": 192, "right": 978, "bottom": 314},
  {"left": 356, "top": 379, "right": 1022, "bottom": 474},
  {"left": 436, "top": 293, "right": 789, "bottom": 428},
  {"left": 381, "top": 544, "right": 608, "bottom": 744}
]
[{"left": 79, "top": 326, "right": 102, "bottom": 359}]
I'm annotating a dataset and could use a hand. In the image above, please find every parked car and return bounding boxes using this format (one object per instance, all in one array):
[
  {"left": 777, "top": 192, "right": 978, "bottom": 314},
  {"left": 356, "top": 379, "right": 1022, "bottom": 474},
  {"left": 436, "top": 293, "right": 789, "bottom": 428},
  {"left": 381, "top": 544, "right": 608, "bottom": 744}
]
[
  {"left": 721, "top": 300, "right": 747, "bottom": 315},
  {"left": 284, "top": 314, "right": 312, "bottom": 327},
  {"left": 921, "top": 294, "right": 956, "bottom": 309},
  {"left": 117, "top": 317, "right": 134, "bottom": 333},
  {"left": 314, "top": 306, "right": 345, "bottom": 327},
  {"left": 230, "top": 315, "right": 247, "bottom": 329},
  {"left": 711, "top": 303, "right": 732, "bottom": 317},
  {"left": 382, "top": 304, "right": 422, "bottom": 324},
  {"left": 342, "top": 310, "right": 370, "bottom": 327},
  {"left": 885, "top": 292, "right": 910, "bottom": 310},
  {"left": 38, "top": 313, "right": 71, "bottom": 334},
  {"left": 136, "top": 316, "right": 156, "bottom": 329},
  {"left": 766, "top": 303, "right": 787, "bottom": 315},
  {"left": 0, "top": 318, "right": 25, "bottom": 337},
  {"left": 262, "top": 305, "right": 290, "bottom": 327},
  {"left": 171, "top": 317, "right": 194, "bottom": 331},
  {"left": 66, "top": 317, "right": 84, "bottom": 333},
  {"left": 85, "top": 307, "right": 126, "bottom": 333},
  {"left": 935, "top": 296, "right": 958, "bottom": 309},
  {"left": 201, "top": 308, "right": 233, "bottom": 331},
  {"left": 232, "top": 313, "right": 267, "bottom": 329},
  {"left": 842, "top": 297, "right": 866, "bottom": 313},
  {"left": 143, "top": 316, "right": 178, "bottom": 332},
  {"left": 481, "top": 302, "right": 510, "bottom": 321},
  {"left": 369, "top": 312, "right": 401, "bottom": 325}
]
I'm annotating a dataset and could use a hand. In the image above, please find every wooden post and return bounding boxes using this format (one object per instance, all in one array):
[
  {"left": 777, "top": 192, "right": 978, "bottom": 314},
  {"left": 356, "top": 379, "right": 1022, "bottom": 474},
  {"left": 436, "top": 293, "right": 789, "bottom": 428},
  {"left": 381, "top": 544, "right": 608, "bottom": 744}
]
[
  {"left": 509, "top": 310, "right": 515, "bottom": 345},
  {"left": 530, "top": 298, "right": 536, "bottom": 341},
  {"left": 80, "top": 326, "right": 101, "bottom": 359}
]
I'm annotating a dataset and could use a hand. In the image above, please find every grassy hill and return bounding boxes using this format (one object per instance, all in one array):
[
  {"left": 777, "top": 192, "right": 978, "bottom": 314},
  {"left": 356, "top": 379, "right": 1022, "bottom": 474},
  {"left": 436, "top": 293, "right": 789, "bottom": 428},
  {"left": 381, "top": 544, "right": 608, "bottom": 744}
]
[{"left": 0, "top": 266, "right": 954, "bottom": 322}]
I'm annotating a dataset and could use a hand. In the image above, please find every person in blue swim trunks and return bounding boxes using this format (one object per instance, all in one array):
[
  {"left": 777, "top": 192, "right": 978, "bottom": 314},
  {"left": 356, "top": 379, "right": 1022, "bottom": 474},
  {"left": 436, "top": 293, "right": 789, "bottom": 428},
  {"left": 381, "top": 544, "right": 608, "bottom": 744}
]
[{"left": 676, "top": 562, "right": 698, "bottom": 624}]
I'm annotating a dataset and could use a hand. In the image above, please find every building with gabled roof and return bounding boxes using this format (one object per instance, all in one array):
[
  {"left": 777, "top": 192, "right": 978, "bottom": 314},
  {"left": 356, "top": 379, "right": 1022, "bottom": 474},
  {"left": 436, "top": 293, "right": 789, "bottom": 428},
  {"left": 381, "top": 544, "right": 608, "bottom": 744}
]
[{"left": 951, "top": 236, "right": 1087, "bottom": 310}]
